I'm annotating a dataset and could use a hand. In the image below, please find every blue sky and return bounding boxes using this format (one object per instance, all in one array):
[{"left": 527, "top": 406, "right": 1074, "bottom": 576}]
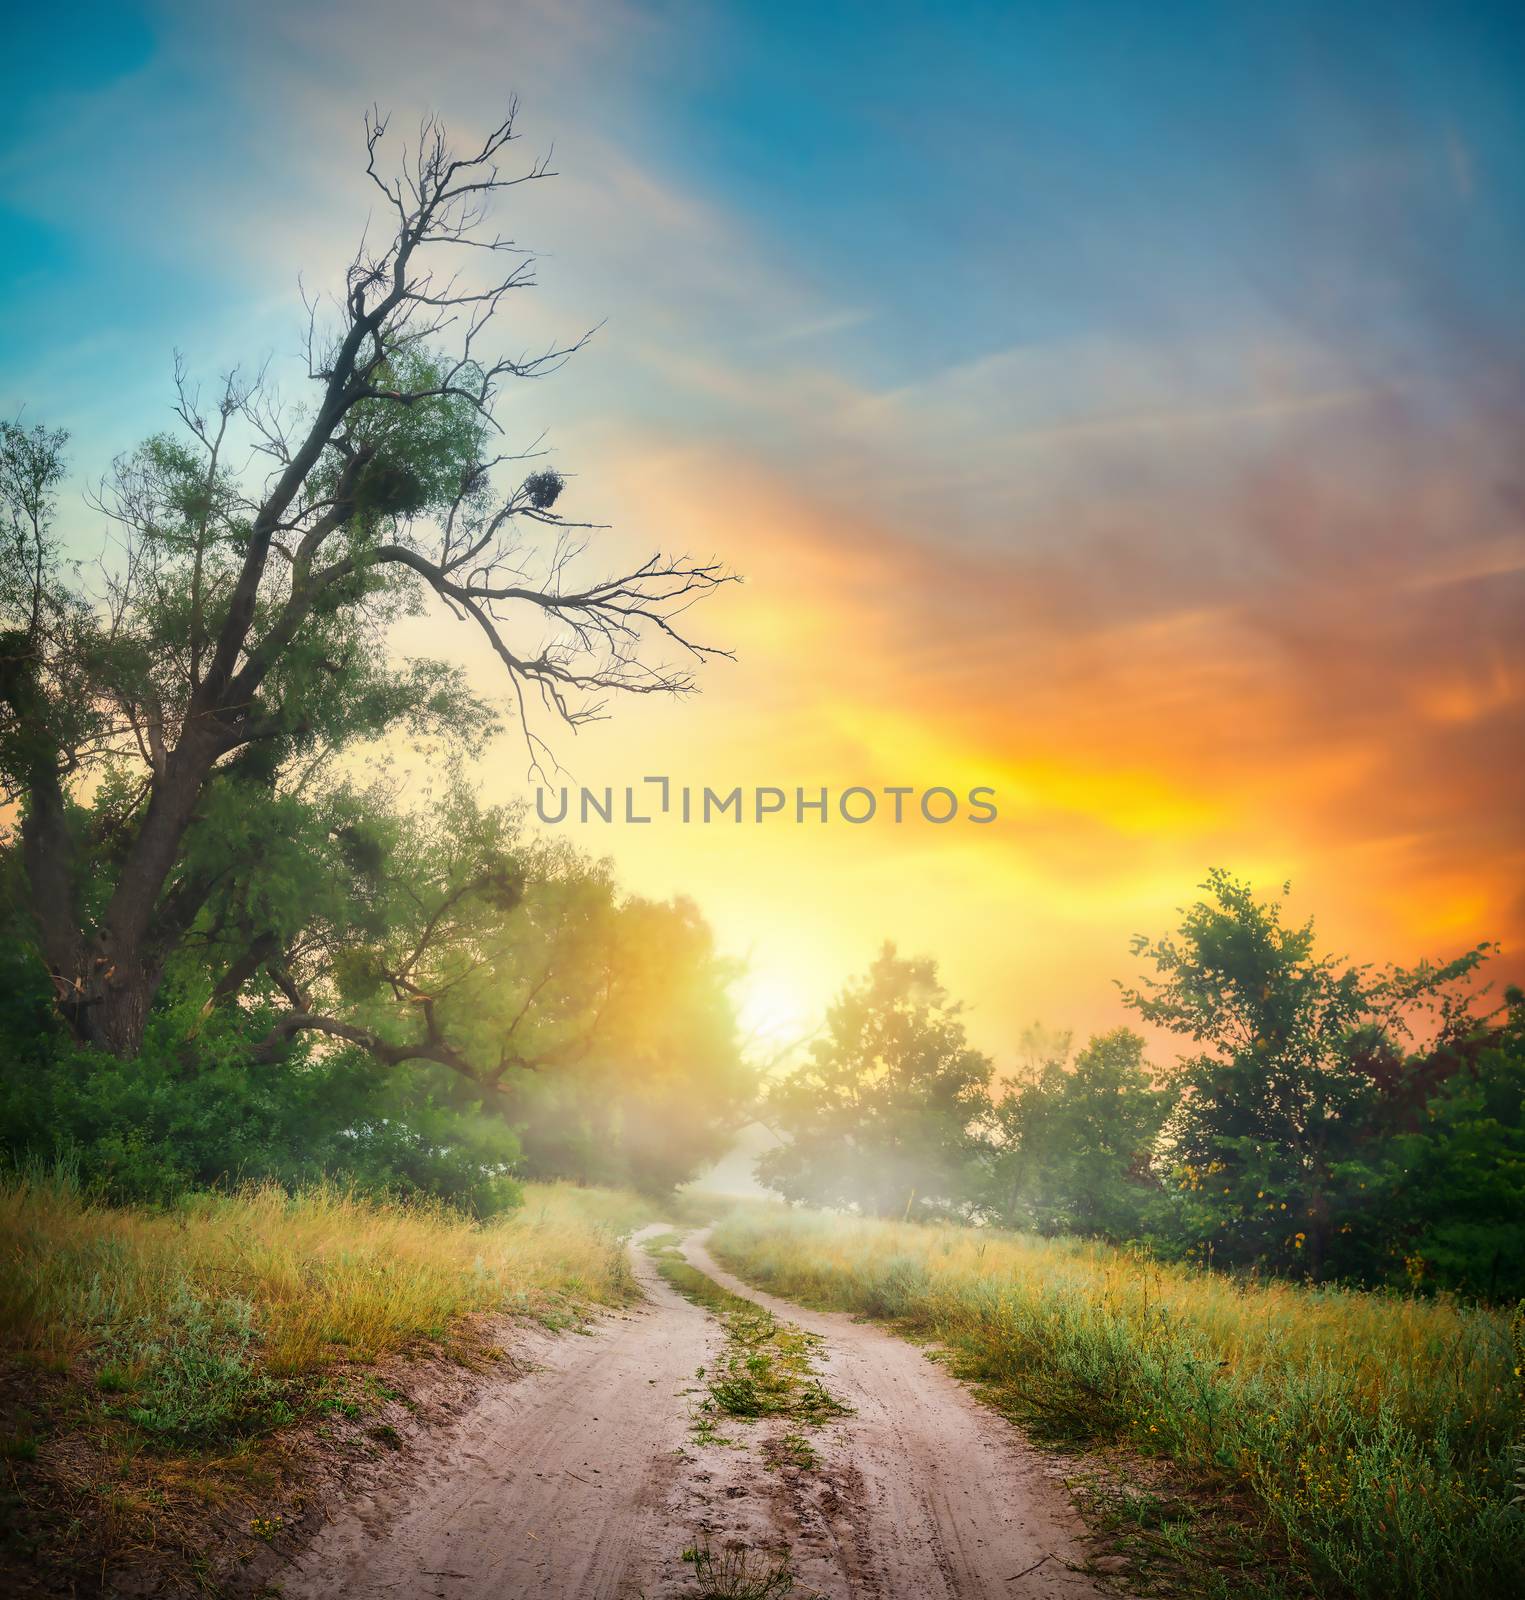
[
  {"left": 6, "top": 2, "right": 1522, "bottom": 426},
  {"left": 2, "top": 0, "right": 1522, "bottom": 1040}
]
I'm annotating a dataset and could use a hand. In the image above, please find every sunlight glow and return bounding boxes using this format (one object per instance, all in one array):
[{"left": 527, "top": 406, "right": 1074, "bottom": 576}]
[{"left": 737, "top": 972, "right": 813, "bottom": 1053}]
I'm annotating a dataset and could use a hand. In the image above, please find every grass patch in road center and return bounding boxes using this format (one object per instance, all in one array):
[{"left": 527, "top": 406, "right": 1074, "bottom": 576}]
[
  {"left": 644, "top": 1234, "right": 850, "bottom": 1447},
  {"left": 680, "top": 1534, "right": 804, "bottom": 1598}
]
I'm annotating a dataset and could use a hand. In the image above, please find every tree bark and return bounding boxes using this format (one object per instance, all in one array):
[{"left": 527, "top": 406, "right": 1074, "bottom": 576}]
[{"left": 61, "top": 718, "right": 233, "bottom": 1054}]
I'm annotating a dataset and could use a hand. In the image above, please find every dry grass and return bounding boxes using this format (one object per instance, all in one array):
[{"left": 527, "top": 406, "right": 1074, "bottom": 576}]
[
  {"left": 2, "top": 1176, "right": 654, "bottom": 1378},
  {"left": 0, "top": 1175, "right": 663, "bottom": 1591},
  {"left": 710, "top": 1205, "right": 1525, "bottom": 1600}
]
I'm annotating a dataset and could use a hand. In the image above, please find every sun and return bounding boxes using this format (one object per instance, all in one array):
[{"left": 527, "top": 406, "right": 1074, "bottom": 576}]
[{"left": 736, "top": 972, "right": 810, "bottom": 1051}]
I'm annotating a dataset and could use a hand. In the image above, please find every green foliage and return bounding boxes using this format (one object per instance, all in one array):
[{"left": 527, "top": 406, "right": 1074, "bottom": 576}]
[
  {"left": 758, "top": 944, "right": 992, "bottom": 1218},
  {"left": 980, "top": 1027, "right": 1174, "bottom": 1241},
  {"left": 323, "top": 346, "right": 490, "bottom": 524},
  {"left": 505, "top": 892, "right": 753, "bottom": 1194},
  {"left": 102, "top": 1289, "right": 292, "bottom": 1446},
  {"left": 754, "top": 875, "right": 1519, "bottom": 1304},
  {"left": 0, "top": 764, "right": 749, "bottom": 1210},
  {"left": 1122, "top": 869, "right": 1503, "bottom": 1289},
  {"left": 0, "top": 944, "right": 522, "bottom": 1215},
  {"left": 1385, "top": 988, "right": 1525, "bottom": 1299},
  {"left": 0, "top": 419, "right": 105, "bottom": 796}
]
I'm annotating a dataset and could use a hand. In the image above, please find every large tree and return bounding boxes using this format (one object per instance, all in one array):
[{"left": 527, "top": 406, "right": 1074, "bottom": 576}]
[
  {"left": 0, "top": 768, "right": 750, "bottom": 1204},
  {"left": 758, "top": 944, "right": 992, "bottom": 1219},
  {"left": 0, "top": 108, "right": 732, "bottom": 1064},
  {"left": 1385, "top": 985, "right": 1525, "bottom": 1299},
  {"left": 1122, "top": 869, "right": 1490, "bottom": 1278}
]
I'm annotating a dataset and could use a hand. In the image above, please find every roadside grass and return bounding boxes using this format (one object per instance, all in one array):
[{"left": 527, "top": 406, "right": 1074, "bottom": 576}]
[
  {"left": 709, "top": 1206, "right": 1525, "bottom": 1600},
  {"left": 0, "top": 1173, "right": 662, "bottom": 1589},
  {"left": 643, "top": 1234, "right": 849, "bottom": 1449},
  {"left": 5, "top": 1174, "right": 660, "bottom": 1371}
]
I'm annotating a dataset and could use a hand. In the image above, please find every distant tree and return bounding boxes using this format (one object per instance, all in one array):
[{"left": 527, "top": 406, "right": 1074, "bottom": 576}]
[
  {"left": 507, "top": 894, "right": 752, "bottom": 1193},
  {"left": 1122, "top": 869, "right": 1490, "bottom": 1279},
  {"left": 758, "top": 945, "right": 992, "bottom": 1218},
  {"left": 980, "top": 1027, "right": 1173, "bottom": 1241},
  {"left": 0, "top": 108, "right": 732, "bottom": 1066}
]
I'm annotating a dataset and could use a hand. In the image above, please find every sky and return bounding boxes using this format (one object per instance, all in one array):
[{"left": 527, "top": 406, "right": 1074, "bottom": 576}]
[{"left": 2, "top": 0, "right": 1523, "bottom": 1060}]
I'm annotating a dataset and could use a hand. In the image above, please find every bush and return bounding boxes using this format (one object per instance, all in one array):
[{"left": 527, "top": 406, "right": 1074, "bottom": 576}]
[{"left": 0, "top": 948, "right": 522, "bottom": 1215}]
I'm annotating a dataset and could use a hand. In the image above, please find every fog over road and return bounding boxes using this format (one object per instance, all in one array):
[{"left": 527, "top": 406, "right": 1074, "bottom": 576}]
[{"left": 276, "top": 1226, "right": 1111, "bottom": 1600}]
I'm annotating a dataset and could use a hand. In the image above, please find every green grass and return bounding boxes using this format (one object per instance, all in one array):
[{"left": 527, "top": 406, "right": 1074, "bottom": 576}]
[
  {"left": 2, "top": 1174, "right": 661, "bottom": 1382},
  {"left": 709, "top": 1205, "right": 1525, "bottom": 1600}
]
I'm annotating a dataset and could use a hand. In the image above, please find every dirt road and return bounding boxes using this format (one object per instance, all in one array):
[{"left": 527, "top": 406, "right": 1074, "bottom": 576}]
[{"left": 275, "top": 1226, "right": 1112, "bottom": 1600}]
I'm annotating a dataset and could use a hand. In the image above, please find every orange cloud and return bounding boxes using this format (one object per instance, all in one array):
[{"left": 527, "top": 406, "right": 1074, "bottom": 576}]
[{"left": 486, "top": 354, "right": 1524, "bottom": 1056}]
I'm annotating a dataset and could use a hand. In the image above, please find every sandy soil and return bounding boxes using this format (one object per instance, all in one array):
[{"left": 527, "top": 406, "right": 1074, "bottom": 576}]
[{"left": 271, "top": 1225, "right": 1114, "bottom": 1600}]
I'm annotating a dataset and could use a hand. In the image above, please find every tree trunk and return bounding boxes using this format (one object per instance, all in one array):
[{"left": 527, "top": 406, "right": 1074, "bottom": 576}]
[
  {"left": 47, "top": 722, "right": 229, "bottom": 1058},
  {"left": 88, "top": 973, "right": 156, "bottom": 1058}
]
